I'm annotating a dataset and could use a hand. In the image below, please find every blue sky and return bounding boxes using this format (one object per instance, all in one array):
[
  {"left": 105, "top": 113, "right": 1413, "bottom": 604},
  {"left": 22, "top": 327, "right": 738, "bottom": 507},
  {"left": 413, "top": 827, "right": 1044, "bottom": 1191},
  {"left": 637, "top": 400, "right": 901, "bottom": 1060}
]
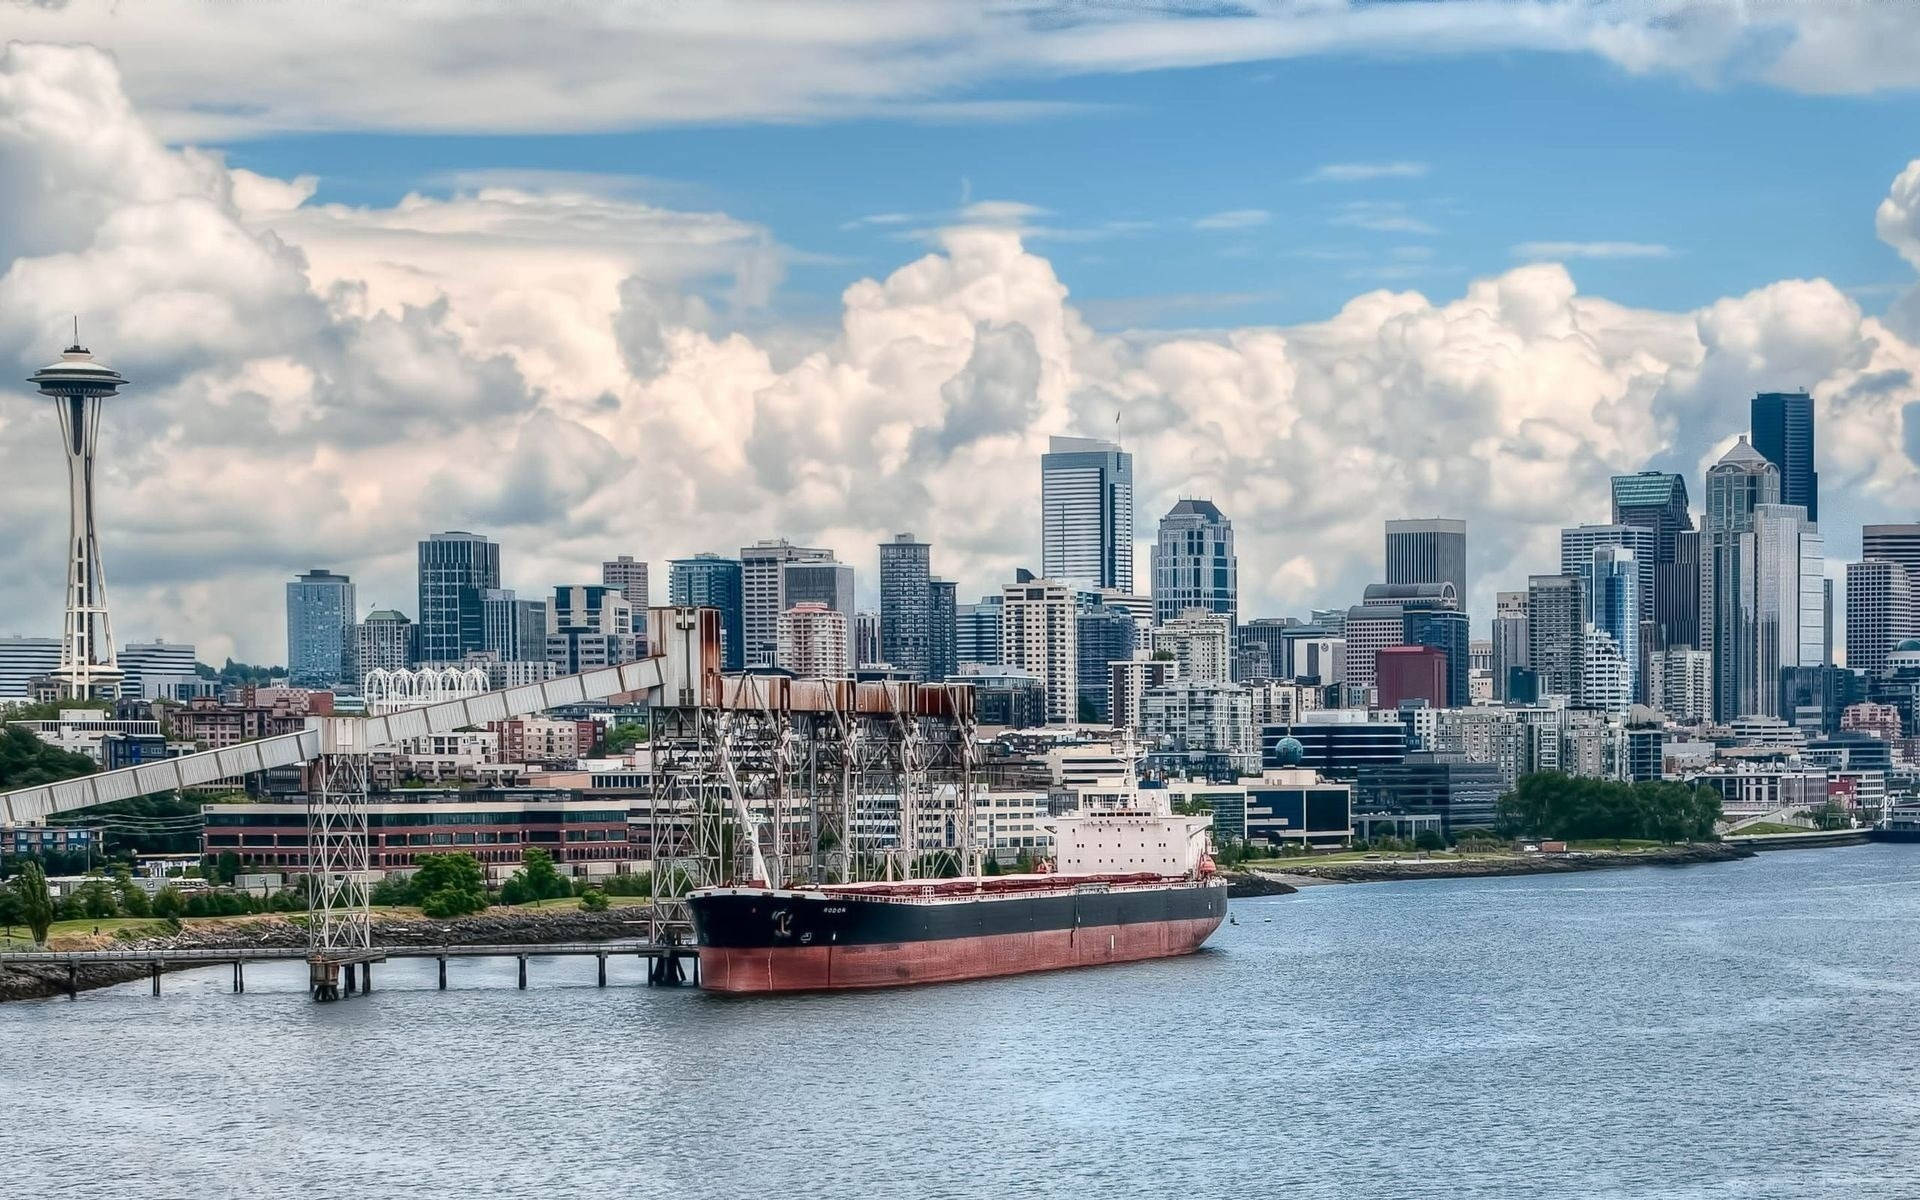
[{"left": 219, "top": 51, "right": 1920, "bottom": 333}]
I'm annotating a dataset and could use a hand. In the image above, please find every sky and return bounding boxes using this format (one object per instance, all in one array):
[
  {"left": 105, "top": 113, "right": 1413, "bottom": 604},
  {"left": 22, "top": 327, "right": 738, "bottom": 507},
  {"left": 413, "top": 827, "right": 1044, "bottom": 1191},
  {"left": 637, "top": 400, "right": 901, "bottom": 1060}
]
[{"left": 3, "top": 1, "right": 1920, "bottom": 662}]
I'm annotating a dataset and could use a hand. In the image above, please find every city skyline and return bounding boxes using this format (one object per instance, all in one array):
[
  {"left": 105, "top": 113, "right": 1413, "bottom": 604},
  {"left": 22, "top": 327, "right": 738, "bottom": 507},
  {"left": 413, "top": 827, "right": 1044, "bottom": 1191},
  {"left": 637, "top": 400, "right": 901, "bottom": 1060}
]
[{"left": 4, "top": 35, "right": 1920, "bottom": 663}]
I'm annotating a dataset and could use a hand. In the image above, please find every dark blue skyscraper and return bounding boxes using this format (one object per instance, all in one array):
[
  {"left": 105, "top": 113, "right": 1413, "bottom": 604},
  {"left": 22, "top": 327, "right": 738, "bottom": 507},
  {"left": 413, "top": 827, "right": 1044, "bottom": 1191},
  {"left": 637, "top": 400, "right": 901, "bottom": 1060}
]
[
  {"left": 928, "top": 578, "right": 958, "bottom": 682},
  {"left": 1402, "top": 608, "right": 1470, "bottom": 708},
  {"left": 669, "top": 553, "right": 745, "bottom": 671},
  {"left": 286, "top": 568, "right": 355, "bottom": 686},
  {"left": 1752, "top": 390, "right": 1817, "bottom": 523},
  {"left": 417, "top": 531, "right": 501, "bottom": 664}
]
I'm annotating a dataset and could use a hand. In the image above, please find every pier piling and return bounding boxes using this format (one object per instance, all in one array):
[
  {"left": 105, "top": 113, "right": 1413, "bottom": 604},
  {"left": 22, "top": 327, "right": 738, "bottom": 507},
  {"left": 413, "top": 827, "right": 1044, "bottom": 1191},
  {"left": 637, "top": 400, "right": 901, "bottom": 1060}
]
[
  {"left": 597, "top": 952, "right": 607, "bottom": 987},
  {"left": 438, "top": 956, "right": 447, "bottom": 990},
  {"left": 150, "top": 962, "right": 160, "bottom": 997},
  {"left": 517, "top": 955, "right": 527, "bottom": 990}
]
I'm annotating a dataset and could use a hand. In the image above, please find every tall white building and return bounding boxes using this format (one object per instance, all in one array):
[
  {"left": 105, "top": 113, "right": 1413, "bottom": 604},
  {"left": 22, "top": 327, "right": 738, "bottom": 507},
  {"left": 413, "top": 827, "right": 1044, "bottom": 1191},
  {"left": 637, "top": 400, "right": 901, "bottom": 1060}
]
[
  {"left": 601, "top": 556, "right": 649, "bottom": 607},
  {"left": 1109, "top": 654, "right": 1174, "bottom": 733},
  {"left": 1150, "top": 609, "right": 1233, "bottom": 683},
  {"left": 1151, "top": 499, "right": 1237, "bottom": 627},
  {"left": 1847, "top": 558, "right": 1914, "bottom": 674},
  {"left": 1341, "top": 606, "right": 1404, "bottom": 693},
  {"left": 1041, "top": 436, "right": 1134, "bottom": 592},
  {"left": 1649, "top": 647, "right": 1713, "bottom": 723},
  {"left": 1140, "top": 680, "right": 1255, "bottom": 758},
  {"left": 777, "top": 603, "right": 849, "bottom": 678},
  {"left": 741, "top": 539, "right": 834, "bottom": 669},
  {"left": 1001, "top": 578, "right": 1078, "bottom": 724},
  {"left": 1579, "top": 629, "right": 1632, "bottom": 713}
]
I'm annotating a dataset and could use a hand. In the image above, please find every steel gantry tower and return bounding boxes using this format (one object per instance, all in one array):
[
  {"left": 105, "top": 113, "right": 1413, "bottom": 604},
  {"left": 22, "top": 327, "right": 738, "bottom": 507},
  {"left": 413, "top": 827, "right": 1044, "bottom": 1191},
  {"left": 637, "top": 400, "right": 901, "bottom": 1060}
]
[{"left": 28, "top": 340, "right": 130, "bottom": 700}]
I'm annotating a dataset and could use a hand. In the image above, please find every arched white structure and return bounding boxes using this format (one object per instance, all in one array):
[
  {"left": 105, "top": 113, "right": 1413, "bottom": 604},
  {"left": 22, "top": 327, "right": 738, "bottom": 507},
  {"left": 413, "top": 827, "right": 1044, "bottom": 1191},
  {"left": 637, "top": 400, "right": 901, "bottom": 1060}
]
[{"left": 363, "top": 666, "right": 492, "bottom": 715}]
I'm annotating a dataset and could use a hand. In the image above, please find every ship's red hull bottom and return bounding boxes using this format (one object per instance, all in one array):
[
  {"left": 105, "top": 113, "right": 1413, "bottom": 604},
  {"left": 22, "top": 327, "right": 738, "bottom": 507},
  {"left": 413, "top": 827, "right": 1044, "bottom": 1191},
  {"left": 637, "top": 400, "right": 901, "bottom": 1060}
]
[{"left": 698, "top": 915, "right": 1224, "bottom": 994}]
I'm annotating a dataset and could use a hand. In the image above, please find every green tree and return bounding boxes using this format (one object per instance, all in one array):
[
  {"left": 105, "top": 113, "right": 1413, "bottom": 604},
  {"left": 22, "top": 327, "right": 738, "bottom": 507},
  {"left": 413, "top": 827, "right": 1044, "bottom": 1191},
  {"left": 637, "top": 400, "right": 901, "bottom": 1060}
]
[
  {"left": 112, "top": 867, "right": 152, "bottom": 918},
  {"left": 369, "top": 873, "right": 414, "bottom": 907},
  {"left": 76, "top": 877, "right": 119, "bottom": 920},
  {"left": 0, "top": 725, "right": 98, "bottom": 789},
  {"left": 0, "top": 884, "right": 24, "bottom": 937},
  {"left": 15, "top": 861, "right": 55, "bottom": 945},
  {"left": 501, "top": 847, "right": 569, "bottom": 906},
  {"left": 151, "top": 886, "right": 186, "bottom": 919},
  {"left": 1414, "top": 829, "right": 1447, "bottom": 852},
  {"left": 579, "top": 889, "right": 609, "bottom": 912},
  {"left": 597, "top": 721, "right": 648, "bottom": 755},
  {"left": 410, "top": 853, "right": 489, "bottom": 917},
  {"left": 215, "top": 851, "right": 242, "bottom": 886}
]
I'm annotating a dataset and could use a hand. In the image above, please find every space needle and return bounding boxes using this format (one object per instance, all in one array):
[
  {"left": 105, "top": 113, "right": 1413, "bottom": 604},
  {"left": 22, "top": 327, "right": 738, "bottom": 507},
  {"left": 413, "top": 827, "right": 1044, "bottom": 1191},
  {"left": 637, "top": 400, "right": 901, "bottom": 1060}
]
[{"left": 27, "top": 335, "right": 129, "bottom": 700}]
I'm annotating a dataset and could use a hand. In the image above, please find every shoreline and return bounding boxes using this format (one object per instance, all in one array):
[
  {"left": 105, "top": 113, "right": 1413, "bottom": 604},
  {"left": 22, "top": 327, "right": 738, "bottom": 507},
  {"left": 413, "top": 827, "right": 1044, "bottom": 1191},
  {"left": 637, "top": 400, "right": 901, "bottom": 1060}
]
[
  {"left": 0, "top": 905, "right": 659, "bottom": 1003},
  {"left": 1232, "top": 841, "right": 1758, "bottom": 890}
]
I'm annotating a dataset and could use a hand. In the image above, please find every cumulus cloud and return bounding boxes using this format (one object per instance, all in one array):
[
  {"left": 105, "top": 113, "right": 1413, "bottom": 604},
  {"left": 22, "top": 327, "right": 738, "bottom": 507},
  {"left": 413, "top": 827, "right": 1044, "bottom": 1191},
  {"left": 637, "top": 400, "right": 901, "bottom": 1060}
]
[
  {"left": 5, "top": 3, "right": 1920, "bottom": 139},
  {"left": 5, "top": 43, "right": 1920, "bottom": 666}
]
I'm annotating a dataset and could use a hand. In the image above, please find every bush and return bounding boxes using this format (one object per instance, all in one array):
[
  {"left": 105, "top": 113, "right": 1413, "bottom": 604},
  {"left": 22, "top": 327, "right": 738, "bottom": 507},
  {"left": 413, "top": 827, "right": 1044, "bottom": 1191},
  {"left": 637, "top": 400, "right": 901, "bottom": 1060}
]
[
  {"left": 151, "top": 886, "right": 186, "bottom": 919},
  {"left": 1414, "top": 830, "right": 1447, "bottom": 852},
  {"left": 420, "top": 887, "right": 487, "bottom": 919},
  {"left": 579, "top": 889, "right": 609, "bottom": 912}
]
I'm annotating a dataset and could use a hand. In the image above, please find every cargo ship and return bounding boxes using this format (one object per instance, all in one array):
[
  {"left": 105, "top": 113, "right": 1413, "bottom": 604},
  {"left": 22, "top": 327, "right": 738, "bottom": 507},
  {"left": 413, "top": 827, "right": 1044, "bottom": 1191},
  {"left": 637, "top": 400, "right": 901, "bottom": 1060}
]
[{"left": 688, "top": 790, "right": 1227, "bottom": 994}]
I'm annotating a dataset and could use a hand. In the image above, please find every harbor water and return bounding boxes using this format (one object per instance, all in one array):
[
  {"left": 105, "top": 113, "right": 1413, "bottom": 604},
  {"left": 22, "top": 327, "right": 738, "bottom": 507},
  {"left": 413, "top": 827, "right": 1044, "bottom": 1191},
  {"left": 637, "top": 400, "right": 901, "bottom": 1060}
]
[{"left": 5, "top": 844, "right": 1920, "bottom": 1199}]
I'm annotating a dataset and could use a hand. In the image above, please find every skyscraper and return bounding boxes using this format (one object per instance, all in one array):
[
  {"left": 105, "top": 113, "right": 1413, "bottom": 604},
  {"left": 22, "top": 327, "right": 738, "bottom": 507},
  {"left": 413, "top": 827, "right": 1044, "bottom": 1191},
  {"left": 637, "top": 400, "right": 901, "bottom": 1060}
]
[
  {"left": 1576, "top": 545, "right": 1640, "bottom": 707},
  {"left": 778, "top": 603, "right": 848, "bottom": 679},
  {"left": 1152, "top": 609, "right": 1234, "bottom": 683},
  {"left": 354, "top": 609, "right": 415, "bottom": 683},
  {"left": 1001, "top": 577, "right": 1077, "bottom": 724},
  {"left": 1491, "top": 591, "right": 1528, "bottom": 701},
  {"left": 1752, "top": 390, "right": 1818, "bottom": 523},
  {"left": 669, "top": 553, "right": 745, "bottom": 671},
  {"left": 1041, "top": 435, "right": 1134, "bottom": 591},
  {"left": 928, "top": 578, "right": 958, "bottom": 681},
  {"left": 1527, "top": 575, "right": 1584, "bottom": 699},
  {"left": 481, "top": 588, "right": 549, "bottom": 662},
  {"left": 29, "top": 342, "right": 130, "bottom": 699},
  {"left": 601, "top": 556, "right": 649, "bottom": 607},
  {"left": 1239, "top": 618, "right": 1300, "bottom": 682},
  {"left": 119, "top": 640, "right": 197, "bottom": 701},
  {"left": 1402, "top": 608, "right": 1471, "bottom": 708},
  {"left": 1075, "top": 604, "right": 1137, "bottom": 723},
  {"left": 286, "top": 568, "right": 356, "bottom": 686},
  {"left": 1864, "top": 525, "right": 1920, "bottom": 596},
  {"left": 546, "top": 584, "right": 637, "bottom": 673},
  {"left": 1151, "top": 499, "right": 1238, "bottom": 627},
  {"left": 417, "top": 531, "right": 501, "bottom": 664},
  {"left": 956, "top": 595, "right": 1004, "bottom": 670},
  {"left": 0, "top": 636, "right": 62, "bottom": 700},
  {"left": 1610, "top": 471, "right": 1696, "bottom": 649},
  {"left": 784, "top": 559, "right": 857, "bottom": 670},
  {"left": 741, "top": 539, "right": 834, "bottom": 669},
  {"left": 1385, "top": 519, "right": 1467, "bottom": 610},
  {"left": 879, "top": 533, "right": 933, "bottom": 679},
  {"left": 1847, "top": 559, "right": 1913, "bottom": 675},
  {"left": 1702, "top": 437, "right": 1786, "bottom": 720}
]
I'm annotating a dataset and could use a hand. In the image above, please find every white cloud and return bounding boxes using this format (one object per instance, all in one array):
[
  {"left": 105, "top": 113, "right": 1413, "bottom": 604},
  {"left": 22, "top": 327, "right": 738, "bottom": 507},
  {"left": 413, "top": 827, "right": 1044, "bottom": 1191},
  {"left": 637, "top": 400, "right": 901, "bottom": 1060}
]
[
  {"left": 1330, "top": 201, "right": 1439, "bottom": 235},
  {"left": 1193, "top": 209, "right": 1270, "bottom": 231},
  {"left": 2, "top": 3, "right": 1918, "bottom": 139},
  {"left": 1302, "top": 162, "right": 1429, "bottom": 184},
  {"left": 6, "top": 44, "right": 1920, "bottom": 665},
  {"left": 1512, "top": 241, "right": 1676, "bottom": 260}
]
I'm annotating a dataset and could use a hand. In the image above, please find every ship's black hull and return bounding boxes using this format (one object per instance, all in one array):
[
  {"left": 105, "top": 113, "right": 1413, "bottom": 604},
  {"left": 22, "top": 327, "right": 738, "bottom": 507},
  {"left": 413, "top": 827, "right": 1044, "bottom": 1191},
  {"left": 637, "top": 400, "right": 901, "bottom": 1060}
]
[{"left": 689, "top": 880, "right": 1227, "bottom": 993}]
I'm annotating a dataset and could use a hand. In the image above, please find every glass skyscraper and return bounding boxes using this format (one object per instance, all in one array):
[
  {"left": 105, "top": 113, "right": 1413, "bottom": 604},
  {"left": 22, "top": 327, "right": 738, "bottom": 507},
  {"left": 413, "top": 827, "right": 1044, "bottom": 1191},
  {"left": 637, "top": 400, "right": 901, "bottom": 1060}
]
[
  {"left": 1151, "top": 499, "right": 1238, "bottom": 627},
  {"left": 1610, "top": 470, "right": 1696, "bottom": 650},
  {"left": 1752, "top": 390, "right": 1817, "bottom": 523},
  {"left": 416, "top": 531, "right": 500, "bottom": 665},
  {"left": 1702, "top": 437, "right": 1781, "bottom": 720},
  {"left": 879, "top": 532, "right": 932, "bottom": 680},
  {"left": 286, "top": 568, "right": 355, "bottom": 686},
  {"left": 669, "top": 553, "right": 745, "bottom": 672},
  {"left": 1041, "top": 435, "right": 1134, "bottom": 592}
]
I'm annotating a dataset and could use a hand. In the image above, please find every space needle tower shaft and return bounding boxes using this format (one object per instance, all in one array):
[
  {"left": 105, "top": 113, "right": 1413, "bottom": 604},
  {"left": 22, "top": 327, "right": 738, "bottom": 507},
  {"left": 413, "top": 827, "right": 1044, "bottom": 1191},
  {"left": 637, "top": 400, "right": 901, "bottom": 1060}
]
[{"left": 27, "top": 339, "right": 129, "bottom": 700}]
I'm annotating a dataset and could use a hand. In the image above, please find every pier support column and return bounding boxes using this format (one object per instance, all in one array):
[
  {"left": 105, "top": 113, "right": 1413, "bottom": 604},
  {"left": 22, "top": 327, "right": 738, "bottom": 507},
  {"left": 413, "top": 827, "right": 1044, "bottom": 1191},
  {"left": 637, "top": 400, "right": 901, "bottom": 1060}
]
[
  {"left": 233, "top": 961, "right": 244, "bottom": 994},
  {"left": 67, "top": 963, "right": 77, "bottom": 999},
  {"left": 597, "top": 952, "right": 607, "bottom": 987},
  {"left": 517, "top": 956, "right": 527, "bottom": 990},
  {"left": 343, "top": 964, "right": 357, "bottom": 996},
  {"left": 360, "top": 962, "right": 372, "bottom": 993},
  {"left": 438, "top": 956, "right": 447, "bottom": 990},
  {"left": 150, "top": 962, "right": 161, "bottom": 997},
  {"left": 309, "top": 960, "right": 341, "bottom": 1002}
]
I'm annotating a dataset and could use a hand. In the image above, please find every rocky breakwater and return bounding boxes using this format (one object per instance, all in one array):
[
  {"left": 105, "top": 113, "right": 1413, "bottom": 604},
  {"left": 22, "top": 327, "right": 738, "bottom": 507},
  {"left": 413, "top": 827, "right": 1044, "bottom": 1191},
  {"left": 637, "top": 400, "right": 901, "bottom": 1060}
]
[{"left": 0, "top": 904, "right": 659, "bottom": 1002}]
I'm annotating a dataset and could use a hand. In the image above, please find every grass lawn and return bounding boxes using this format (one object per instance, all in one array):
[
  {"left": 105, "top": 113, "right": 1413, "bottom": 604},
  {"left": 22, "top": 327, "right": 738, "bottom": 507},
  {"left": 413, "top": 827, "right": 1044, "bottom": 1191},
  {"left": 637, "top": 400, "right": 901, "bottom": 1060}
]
[{"left": 1726, "top": 822, "right": 1807, "bottom": 837}]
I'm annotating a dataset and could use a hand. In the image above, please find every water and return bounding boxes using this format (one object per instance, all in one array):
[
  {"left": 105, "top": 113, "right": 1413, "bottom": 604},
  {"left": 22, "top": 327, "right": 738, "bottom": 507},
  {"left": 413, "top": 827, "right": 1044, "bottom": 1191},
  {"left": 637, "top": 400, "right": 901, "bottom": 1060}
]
[{"left": 6, "top": 846, "right": 1920, "bottom": 1199}]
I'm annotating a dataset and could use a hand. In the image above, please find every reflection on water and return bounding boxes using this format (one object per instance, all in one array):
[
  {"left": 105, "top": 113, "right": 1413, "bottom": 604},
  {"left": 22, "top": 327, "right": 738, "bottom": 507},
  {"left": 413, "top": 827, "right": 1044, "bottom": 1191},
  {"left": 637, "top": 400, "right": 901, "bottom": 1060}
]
[{"left": 5, "top": 845, "right": 1920, "bottom": 1199}]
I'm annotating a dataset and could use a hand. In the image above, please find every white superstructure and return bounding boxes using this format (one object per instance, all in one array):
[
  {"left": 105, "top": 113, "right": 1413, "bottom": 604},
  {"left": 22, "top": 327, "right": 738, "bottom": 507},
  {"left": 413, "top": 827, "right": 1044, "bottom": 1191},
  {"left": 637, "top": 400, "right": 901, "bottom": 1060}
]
[{"left": 1045, "top": 780, "right": 1212, "bottom": 877}]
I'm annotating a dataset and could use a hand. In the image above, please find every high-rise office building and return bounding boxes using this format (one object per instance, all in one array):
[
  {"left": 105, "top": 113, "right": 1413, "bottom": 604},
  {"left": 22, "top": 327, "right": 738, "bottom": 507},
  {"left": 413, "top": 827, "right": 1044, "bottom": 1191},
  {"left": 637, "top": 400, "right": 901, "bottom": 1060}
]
[
  {"left": 354, "top": 610, "right": 415, "bottom": 684},
  {"left": 1491, "top": 591, "right": 1528, "bottom": 701},
  {"left": 601, "top": 556, "right": 649, "bottom": 607},
  {"left": 1611, "top": 471, "right": 1696, "bottom": 649},
  {"left": 1576, "top": 545, "right": 1640, "bottom": 708},
  {"left": 416, "top": 531, "right": 501, "bottom": 664},
  {"left": 1151, "top": 500, "right": 1238, "bottom": 627},
  {"left": 481, "top": 588, "right": 550, "bottom": 662},
  {"left": 879, "top": 533, "right": 933, "bottom": 679},
  {"left": 1649, "top": 647, "right": 1713, "bottom": 723},
  {"left": 1864, "top": 525, "right": 1920, "bottom": 599},
  {"left": 1527, "top": 575, "right": 1584, "bottom": 699},
  {"left": 1041, "top": 435, "right": 1134, "bottom": 592},
  {"left": 1385, "top": 519, "right": 1467, "bottom": 610},
  {"left": 1075, "top": 604, "right": 1137, "bottom": 723},
  {"left": 546, "top": 584, "right": 638, "bottom": 674},
  {"left": 778, "top": 603, "right": 848, "bottom": 679},
  {"left": 1001, "top": 577, "right": 1077, "bottom": 724},
  {"left": 853, "top": 611, "right": 882, "bottom": 668},
  {"left": 1560, "top": 526, "right": 1655, "bottom": 627},
  {"left": 956, "top": 595, "right": 1004, "bottom": 670},
  {"left": 784, "top": 559, "right": 857, "bottom": 670},
  {"left": 1341, "top": 605, "right": 1406, "bottom": 694},
  {"left": 741, "top": 539, "right": 834, "bottom": 669},
  {"left": 1402, "top": 608, "right": 1471, "bottom": 708},
  {"left": 1702, "top": 437, "right": 1780, "bottom": 721},
  {"left": 928, "top": 578, "right": 958, "bottom": 682},
  {"left": 1239, "top": 618, "right": 1300, "bottom": 682},
  {"left": 286, "top": 568, "right": 356, "bottom": 686},
  {"left": 1847, "top": 559, "right": 1914, "bottom": 675},
  {"left": 668, "top": 553, "right": 745, "bottom": 672},
  {"left": 1752, "top": 390, "right": 1818, "bottom": 523}
]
